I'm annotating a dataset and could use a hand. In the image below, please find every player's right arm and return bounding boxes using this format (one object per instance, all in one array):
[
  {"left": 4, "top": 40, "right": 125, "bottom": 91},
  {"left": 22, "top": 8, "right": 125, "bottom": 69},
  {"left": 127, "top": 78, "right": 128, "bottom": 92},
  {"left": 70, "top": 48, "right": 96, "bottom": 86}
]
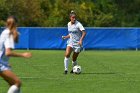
[
  {"left": 5, "top": 48, "right": 32, "bottom": 58},
  {"left": 62, "top": 35, "right": 70, "bottom": 40},
  {"left": 62, "top": 22, "right": 71, "bottom": 40},
  {"left": 3, "top": 31, "right": 32, "bottom": 58}
]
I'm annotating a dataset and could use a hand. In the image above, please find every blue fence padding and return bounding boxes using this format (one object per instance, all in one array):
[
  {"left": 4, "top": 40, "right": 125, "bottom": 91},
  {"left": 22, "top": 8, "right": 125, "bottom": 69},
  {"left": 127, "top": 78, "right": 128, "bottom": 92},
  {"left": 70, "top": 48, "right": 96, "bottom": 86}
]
[
  {"left": 28, "top": 28, "right": 68, "bottom": 49},
  {"left": 1, "top": 27, "right": 140, "bottom": 49},
  {"left": 137, "top": 30, "right": 140, "bottom": 48},
  {"left": 15, "top": 28, "right": 29, "bottom": 48},
  {"left": 84, "top": 28, "right": 138, "bottom": 49}
]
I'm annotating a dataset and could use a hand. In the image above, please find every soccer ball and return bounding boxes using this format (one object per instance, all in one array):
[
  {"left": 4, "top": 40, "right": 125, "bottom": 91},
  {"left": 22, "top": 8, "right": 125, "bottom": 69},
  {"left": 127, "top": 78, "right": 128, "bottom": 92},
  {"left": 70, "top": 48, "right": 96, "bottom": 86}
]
[{"left": 73, "top": 65, "right": 81, "bottom": 74}]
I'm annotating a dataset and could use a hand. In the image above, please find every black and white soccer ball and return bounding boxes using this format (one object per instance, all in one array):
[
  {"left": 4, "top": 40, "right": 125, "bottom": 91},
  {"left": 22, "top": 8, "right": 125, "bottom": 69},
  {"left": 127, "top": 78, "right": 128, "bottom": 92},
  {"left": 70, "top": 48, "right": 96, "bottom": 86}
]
[{"left": 73, "top": 65, "right": 81, "bottom": 74}]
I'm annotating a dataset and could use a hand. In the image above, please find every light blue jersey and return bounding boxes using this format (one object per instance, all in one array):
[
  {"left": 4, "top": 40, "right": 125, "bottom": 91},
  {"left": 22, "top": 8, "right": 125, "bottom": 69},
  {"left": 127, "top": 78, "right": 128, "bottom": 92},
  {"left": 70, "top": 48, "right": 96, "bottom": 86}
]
[{"left": 0, "top": 28, "right": 14, "bottom": 72}]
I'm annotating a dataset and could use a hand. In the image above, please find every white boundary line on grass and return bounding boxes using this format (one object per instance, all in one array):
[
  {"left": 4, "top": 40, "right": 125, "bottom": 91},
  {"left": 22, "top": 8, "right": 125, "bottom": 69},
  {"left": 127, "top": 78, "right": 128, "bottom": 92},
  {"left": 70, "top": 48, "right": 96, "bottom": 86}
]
[
  {"left": 22, "top": 76, "right": 139, "bottom": 82},
  {"left": 17, "top": 76, "right": 140, "bottom": 82},
  {"left": 20, "top": 77, "right": 41, "bottom": 79}
]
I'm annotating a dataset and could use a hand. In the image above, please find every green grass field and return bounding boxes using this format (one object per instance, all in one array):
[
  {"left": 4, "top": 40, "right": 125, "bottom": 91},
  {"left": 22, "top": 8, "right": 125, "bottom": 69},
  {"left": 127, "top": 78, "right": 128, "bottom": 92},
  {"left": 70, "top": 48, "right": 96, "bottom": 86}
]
[{"left": 1, "top": 50, "right": 140, "bottom": 93}]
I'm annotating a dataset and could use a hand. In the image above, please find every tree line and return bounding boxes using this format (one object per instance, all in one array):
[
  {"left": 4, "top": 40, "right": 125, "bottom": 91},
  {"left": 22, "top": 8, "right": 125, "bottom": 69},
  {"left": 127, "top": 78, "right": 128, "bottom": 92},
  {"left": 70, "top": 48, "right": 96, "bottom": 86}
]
[{"left": 0, "top": 0, "right": 140, "bottom": 27}]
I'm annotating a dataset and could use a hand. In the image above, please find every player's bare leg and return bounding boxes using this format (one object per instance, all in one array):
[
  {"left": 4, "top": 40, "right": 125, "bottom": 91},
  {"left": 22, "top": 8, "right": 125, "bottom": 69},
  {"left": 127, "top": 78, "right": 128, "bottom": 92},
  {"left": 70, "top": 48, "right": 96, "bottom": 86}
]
[
  {"left": 70, "top": 52, "right": 79, "bottom": 73},
  {"left": 0, "top": 70, "right": 21, "bottom": 93}
]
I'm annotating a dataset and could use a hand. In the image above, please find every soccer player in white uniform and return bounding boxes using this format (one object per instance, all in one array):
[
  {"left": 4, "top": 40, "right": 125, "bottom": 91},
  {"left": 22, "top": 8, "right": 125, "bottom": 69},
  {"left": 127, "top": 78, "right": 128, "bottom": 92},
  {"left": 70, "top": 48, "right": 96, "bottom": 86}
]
[
  {"left": 62, "top": 11, "right": 86, "bottom": 74},
  {"left": 0, "top": 16, "right": 32, "bottom": 93}
]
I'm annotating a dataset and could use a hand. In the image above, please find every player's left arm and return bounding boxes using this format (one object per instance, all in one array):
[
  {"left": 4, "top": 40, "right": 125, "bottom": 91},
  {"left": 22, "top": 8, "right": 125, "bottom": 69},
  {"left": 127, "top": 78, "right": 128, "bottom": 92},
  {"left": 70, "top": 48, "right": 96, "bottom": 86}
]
[
  {"left": 78, "top": 22, "right": 86, "bottom": 46},
  {"left": 78, "top": 30, "right": 86, "bottom": 46}
]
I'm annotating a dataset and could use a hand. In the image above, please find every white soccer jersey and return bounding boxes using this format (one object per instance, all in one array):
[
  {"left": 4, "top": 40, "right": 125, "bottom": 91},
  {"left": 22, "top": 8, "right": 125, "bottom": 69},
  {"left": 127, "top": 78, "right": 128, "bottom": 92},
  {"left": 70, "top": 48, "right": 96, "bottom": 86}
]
[
  {"left": 67, "top": 20, "right": 85, "bottom": 46},
  {"left": 0, "top": 28, "right": 14, "bottom": 63}
]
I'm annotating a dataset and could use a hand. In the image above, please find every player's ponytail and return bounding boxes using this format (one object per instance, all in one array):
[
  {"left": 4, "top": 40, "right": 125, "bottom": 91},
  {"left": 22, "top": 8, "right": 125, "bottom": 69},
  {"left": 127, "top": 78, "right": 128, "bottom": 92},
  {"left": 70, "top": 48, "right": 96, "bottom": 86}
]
[{"left": 6, "top": 16, "right": 19, "bottom": 43}]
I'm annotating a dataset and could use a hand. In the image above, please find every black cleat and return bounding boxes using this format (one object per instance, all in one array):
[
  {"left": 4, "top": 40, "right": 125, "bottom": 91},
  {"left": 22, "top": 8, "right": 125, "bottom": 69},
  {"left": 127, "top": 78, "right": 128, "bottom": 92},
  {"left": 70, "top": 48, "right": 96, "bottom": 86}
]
[
  {"left": 70, "top": 70, "right": 74, "bottom": 74},
  {"left": 64, "top": 70, "right": 68, "bottom": 74}
]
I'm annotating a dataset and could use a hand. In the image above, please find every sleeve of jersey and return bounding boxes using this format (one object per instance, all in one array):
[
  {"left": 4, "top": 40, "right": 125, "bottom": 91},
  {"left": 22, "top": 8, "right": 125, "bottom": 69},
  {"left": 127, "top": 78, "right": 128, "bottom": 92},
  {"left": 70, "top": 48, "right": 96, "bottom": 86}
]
[
  {"left": 4, "top": 34, "right": 15, "bottom": 49},
  {"left": 78, "top": 23, "right": 85, "bottom": 31}
]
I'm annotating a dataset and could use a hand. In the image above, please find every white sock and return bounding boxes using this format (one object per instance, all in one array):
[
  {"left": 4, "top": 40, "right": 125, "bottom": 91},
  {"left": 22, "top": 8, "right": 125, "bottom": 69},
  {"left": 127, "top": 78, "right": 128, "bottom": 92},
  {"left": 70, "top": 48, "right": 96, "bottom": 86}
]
[
  {"left": 72, "top": 61, "right": 77, "bottom": 67},
  {"left": 64, "top": 57, "right": 70, "bottom": 71},
  {"left": 7, "top": 85, "right": 20, "bottom": 93}
]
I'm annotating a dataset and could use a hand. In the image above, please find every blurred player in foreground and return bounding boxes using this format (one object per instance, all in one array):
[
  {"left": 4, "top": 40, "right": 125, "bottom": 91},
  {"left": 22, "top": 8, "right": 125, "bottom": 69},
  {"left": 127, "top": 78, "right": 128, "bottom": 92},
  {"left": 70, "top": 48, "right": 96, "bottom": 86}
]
[
  {"left": 0, "top": 16, "right": 32, "bottom": 93},
  {"left": 62, "top": 11, "right": 86, "bottom": 74}
]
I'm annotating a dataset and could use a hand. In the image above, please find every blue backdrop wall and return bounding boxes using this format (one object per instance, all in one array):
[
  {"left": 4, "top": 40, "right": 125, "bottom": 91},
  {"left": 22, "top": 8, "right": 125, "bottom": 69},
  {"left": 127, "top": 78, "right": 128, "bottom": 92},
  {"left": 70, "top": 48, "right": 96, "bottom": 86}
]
[{"left": 1, "top": 27, "right": 140, "bottom": 50}]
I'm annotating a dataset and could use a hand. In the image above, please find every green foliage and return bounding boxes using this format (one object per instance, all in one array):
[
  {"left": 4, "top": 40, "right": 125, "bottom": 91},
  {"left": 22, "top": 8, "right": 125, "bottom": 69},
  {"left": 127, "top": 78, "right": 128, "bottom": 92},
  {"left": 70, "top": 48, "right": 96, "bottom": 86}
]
[
  {"left": 0, "top": 0, "right": 139, "bottom": 27},
  {"left": 0, "top": 0, "right": 9, "bottom": 21}
]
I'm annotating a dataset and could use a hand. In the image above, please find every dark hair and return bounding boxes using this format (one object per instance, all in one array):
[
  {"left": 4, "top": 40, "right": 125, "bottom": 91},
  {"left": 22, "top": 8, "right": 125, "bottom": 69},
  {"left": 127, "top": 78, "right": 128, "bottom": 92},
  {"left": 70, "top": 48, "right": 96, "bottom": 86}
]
[{"left": 69, "top": 10, "right": 76, "bottom": 17}]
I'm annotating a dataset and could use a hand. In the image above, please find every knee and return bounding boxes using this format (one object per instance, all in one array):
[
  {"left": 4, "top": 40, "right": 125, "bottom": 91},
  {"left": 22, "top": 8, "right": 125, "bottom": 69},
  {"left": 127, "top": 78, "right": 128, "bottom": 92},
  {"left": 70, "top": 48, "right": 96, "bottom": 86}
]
[{"left": 65, "top": 54, "right": 70, "bottom": 58}]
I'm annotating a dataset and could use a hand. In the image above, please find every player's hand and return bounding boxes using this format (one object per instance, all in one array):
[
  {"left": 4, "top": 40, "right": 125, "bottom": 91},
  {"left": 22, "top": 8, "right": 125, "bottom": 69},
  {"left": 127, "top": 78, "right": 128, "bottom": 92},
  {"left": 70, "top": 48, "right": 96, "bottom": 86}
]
[
  {"left": 78, "top": 40, "right": 83, "bottom": 46},
  {"left": 8, "top": 64, "right": 12, "bottom": 68},
  {"left": 22, "top": 52, "right": 32, "bottom": 58},
  {"left": 62, "top": 36, "right": 66, "bottom": 40}
]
